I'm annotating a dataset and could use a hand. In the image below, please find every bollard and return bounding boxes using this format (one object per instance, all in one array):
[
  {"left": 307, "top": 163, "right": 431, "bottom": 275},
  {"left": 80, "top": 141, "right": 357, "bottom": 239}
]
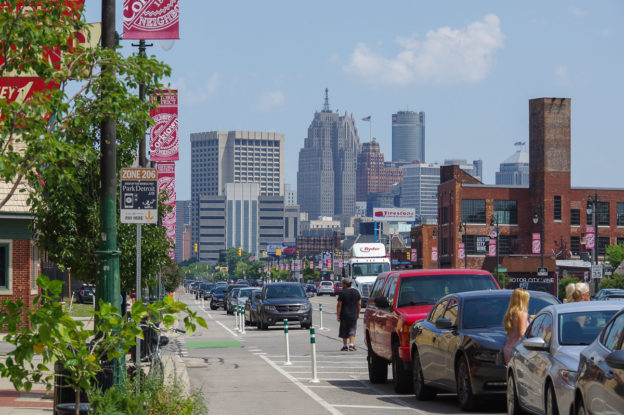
[
  {"left": 201, "top": 296, "right": 204, "bottom": 308},
  {"left": 309, "top": 327, "right": 319, "bottom": 383},
  {"left": 319, "top": 304, "right": 324, "bottom": 329},
  {"left": 234, "top": 305, "right": 240, "bottom": 331},
  {"left": 284, "top": 319, "right": 291, "bottom": 365},
  {"left": 237, "top": 306, "right": 242, "bottom": 333},
  {"left": 241, "top": 306, "right": 246, "bottom": 334}
]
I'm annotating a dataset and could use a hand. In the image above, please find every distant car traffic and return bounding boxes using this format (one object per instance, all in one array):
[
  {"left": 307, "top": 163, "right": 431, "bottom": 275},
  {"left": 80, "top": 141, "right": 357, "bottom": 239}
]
[
  {"left": 75, "top": 284, "right": 95, "bottom": 304},
  {"left": 508, "top": 302, "right": 623, "bottom": 415},
  {"left": 244, "top": 288, "right": 263, "bottom": 326},
  {"left": 210, "top": 285, "right": 228, "bottom": 310},
  {"left": 573, "top": 307, "right": 624, "bottom": 415},
  {"left": 317, "top": 281, "right": 334, "bottom": 296},
  {"left": 594, "top": 288, "right": 624, "bottom": 301},
  {"left": 333, "top": 281, "right": 342, "bottom": 295},
  {"left": 410, "top": 289, "right": 558, "bottom": 410},
  {"left": 304, "top": 283, "right": 317, "bottom": 296},
  {"left": 256, "top": 282, "right": 312, "bottom": 330}
]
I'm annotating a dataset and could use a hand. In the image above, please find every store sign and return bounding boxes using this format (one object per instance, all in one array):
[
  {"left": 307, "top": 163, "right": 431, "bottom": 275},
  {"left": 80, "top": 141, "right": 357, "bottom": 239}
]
[
  {"left": 373, "top": 208, "right": 416, "bottom": 222},
  {"left": 476, "top": 236, "right": 489, "bottom": 253}
]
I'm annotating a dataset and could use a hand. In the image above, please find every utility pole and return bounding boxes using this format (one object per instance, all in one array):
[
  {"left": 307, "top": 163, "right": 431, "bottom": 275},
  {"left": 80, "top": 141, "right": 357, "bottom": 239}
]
[{"left": 97, "top": 0, "right": 123, "bottom": 384}]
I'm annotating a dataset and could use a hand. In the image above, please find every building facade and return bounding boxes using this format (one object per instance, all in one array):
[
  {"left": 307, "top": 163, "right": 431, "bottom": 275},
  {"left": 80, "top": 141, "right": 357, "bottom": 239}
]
[
  {"left": 284, "top": 183, "right": 297, "bottom": 206},
  {"left": 496, "top": 150, "right": 529, "bottom": 185},
  {"left": 356, "top": 139, "right": 403, "bottom": 202},
  {"left": 392, "top": 111, "right": 425, "bottom": 163},
  {"left": 297, "top": 90, "right": 360, "bottom": 223},
  {"left": 175, "top": 200, "right": 192, "bottom": 263},
  {"left": 190, "top": 130, "right": 284, "bottom": 252},
  {"left": 436, "top": 98, "right": 624, "bottom": 292}
]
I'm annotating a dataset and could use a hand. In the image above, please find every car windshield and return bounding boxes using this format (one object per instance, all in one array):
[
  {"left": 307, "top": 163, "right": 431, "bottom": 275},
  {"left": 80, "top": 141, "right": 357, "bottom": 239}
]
[
  {"left": 396, "top": 274, "right": 498, "bottom": 308},
  {"left": 462, "top": 295, "right": 558, "bottom": 329},
  {"left": 265, "top": 285, "right": 306, "bottom": 299},
  {"left": 559, "top": 310, "right": 617, "bottom": 345},
  {"left": 214, "top": 286, "right": 227, "bottom": 293},
  {"left": 352, "top": 262, "right": 390, "bottom": 277},
  {"left": 239, "top": 288, "right": 253, "bottom": 298}
]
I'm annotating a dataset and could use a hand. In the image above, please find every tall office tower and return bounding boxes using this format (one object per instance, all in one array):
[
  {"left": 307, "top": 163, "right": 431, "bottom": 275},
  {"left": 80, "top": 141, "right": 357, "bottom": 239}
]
[
  {"left": 392, "top": 111, "right": 425, "bottom": 163},
  {"left": 175, "top": 200, "right": 192, "bottom": 263},
  {"left": 190, "top": 130, "right": 284, "bottom": 252},
  {"left": 284, "top": 183, "right": 297, "bottom": 206},
  {"left": 297, "top": 89, "right": 360, "bottom": 223},
  {"left": 356, "top": 139, "right": 403, "bottom": 201},
  {"left": 496, "top": 149, "right": 529, "bottom": 185}
]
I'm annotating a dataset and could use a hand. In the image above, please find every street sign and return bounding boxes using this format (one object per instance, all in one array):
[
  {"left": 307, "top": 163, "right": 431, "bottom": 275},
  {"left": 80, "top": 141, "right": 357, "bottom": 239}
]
[
  {"left": 591, "top": 264, "right": 603, "bottom": 279},
  {"left": 120, "top": 168, "right": 158, "bottom": 224},
  {"left": 537, "top": 267, "right": 548, "bottom": 277},
  {"left": 498, "top": 268, "right": 507, "bottom": 273},
  {"left": 605, "top": 266, "right": 613, "bottom": 276}
]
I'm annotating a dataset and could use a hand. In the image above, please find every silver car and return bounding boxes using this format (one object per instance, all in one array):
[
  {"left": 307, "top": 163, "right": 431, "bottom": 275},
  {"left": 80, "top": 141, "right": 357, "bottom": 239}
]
[
  {"left": 507, "top": 302, "right": 624, "bottom": 415},
  {"left": 236, "top": 287, "right": 260, "bottom": 308}
]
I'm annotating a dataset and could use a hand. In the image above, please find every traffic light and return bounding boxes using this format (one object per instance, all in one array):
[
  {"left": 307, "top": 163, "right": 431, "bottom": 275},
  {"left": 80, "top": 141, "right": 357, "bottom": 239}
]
[
  {"left": 296, "top": 250, "right": 300, "bottom": 258},
  {"left": 194, "top": 243, "right": 198, "bottom": 253},
  {"left": 276, "top": 248, "right": 281, "bottom": 256},
  {"left": 238, "top": 247, "right": 242, "bottom": 256},
  {"left": 406, "top": 251, "right": 411, "bottom": 260}
]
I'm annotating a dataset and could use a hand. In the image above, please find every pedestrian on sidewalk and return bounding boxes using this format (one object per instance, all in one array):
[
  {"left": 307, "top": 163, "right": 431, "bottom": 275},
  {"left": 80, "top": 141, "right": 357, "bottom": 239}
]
[{"left": 336, "top": 278, "right": 361, "bottom": 351}]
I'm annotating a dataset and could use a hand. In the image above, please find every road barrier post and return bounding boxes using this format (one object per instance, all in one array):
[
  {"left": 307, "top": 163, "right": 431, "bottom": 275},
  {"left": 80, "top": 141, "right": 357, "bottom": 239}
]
[
  {"left": 234, "top": 305, "right": 240, "bottom": 331},
  {"left": 319, "top": 304, "right": 324, "bottom": 329},
  {"left": 309, "top": 327, "right": 319, "bottom": 383},
  {"left": 284, "top": 319, "right": 291, "bottom": 365},
  {"left": 241, "top": 306, "right": 246, "bottom": 334}
]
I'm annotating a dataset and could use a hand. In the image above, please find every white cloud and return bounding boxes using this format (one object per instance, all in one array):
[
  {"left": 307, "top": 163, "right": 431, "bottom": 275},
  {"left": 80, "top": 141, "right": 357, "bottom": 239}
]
[
  {"left": 571, "top": 7, "right": 588, "bottom": 18},
  {"left": 171, "top": 73, "right": 220, "bottom": 104},
  {"left": 257, "top": 90, "right": 285, "bottom": 111},
  {"left": 344, "top": 14, "right": 504, "bottom": 86},
  {"left": 554, "top": 65, "right": 570, "bottom": 85}
]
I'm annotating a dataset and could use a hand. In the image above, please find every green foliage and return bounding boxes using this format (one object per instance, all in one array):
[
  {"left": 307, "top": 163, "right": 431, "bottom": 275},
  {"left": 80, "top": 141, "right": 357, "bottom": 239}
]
[
  {"left": 302, "top": 262, "right": 320, "bottom": 281},
  {"left": 161, "top": 262, "right": 183, "bottom": 294},
  {"left": 492, "top": 270, "right": 509, "bottom": 289},
  {"left": 558, "top": 276, "right": 580, "bottom": 299},
  {"left": 0, "top": 275, "right": 207, "bottom": 409},
  {"left": 599, "top": 273, "right": 624, "bottom": 290},
  {"left": 606, "top": 243, "right": 624, "bottom": 271}
]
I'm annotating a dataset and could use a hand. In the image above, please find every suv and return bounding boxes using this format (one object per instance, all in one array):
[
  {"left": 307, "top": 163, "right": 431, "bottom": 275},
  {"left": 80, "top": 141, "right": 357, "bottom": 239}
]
[
  {"left": 364, "top": 269, "right": 499, "bottom": 393},
  {"left": 210, "top": 285, "right": 228, "bottom": 310},
  {"left": 75, "top": 284, "right": 95, "bottom": 304},
  {"left": 317, "top": 280, "right": 334, "bottom": 296},
  {"left": 256, "top": 283, "right": 312, "bottom": 330}
]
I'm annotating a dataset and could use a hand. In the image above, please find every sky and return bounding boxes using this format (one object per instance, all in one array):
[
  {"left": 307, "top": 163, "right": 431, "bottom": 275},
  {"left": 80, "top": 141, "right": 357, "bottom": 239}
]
[{"left": 84, "top": 1, "right": 624, "bottom": 201}]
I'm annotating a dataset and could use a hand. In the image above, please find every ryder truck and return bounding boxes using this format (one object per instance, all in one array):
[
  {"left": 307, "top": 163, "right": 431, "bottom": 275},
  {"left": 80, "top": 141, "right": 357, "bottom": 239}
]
[{"left": 342, "top": 243, "right": 391, "bottom": 305}]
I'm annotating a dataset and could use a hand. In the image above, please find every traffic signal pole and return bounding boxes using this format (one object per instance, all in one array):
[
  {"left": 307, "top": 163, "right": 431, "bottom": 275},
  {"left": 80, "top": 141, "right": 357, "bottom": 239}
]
[{"left": 97, "top": 0, "right": 123, "bottom": 384}]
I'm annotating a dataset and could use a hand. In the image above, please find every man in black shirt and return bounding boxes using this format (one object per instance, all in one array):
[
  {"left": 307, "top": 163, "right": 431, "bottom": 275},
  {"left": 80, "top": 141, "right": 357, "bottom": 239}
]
[{"left": 336, "top": 278, "right": 361, "bottom": 351}]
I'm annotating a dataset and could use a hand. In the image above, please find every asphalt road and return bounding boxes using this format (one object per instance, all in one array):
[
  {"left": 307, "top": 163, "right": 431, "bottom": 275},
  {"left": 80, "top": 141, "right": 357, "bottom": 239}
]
[{"left": 178, "top": 292, "right": 507, "bottom": 415}]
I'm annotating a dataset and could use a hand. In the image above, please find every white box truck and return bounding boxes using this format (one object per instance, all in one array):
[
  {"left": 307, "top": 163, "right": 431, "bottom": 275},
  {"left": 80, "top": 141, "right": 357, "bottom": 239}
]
[{"left": 342, "top": 243, "right": 391, "bottom": 305}]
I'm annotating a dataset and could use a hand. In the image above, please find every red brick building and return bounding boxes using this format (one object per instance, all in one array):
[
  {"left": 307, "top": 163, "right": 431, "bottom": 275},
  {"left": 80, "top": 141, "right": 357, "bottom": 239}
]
[
  {"left": 356, "top": 139, "right": 402, "bottom": 201},
  {"left": 435, "top": 98, "right": 624, "bottom": 288}
]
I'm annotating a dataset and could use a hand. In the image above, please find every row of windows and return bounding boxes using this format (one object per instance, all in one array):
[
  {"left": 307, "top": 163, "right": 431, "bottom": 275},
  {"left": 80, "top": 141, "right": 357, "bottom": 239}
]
[{"left": 234, "top": 139, "right": 280, "bottom": 147}]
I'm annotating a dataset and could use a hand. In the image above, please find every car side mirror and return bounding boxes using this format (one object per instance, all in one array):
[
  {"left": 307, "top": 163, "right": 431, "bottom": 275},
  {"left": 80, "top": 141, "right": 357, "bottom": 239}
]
[
  {"left": 522, "top": 336, "right": 549, "bottom": 350},
  {"left": 435, "top": 318, "right": 454, "bottom": 330},
  {"left": 374, "top": 296, "right": 390, "bottom": 308},
  {"left": 606, "top": 350, "right": 624, "bottom": 370}
]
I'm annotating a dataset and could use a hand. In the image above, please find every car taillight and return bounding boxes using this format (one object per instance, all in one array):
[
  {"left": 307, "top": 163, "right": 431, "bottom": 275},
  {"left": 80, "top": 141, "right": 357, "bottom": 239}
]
[{"left": 80, "top": 290, "right": 85, "bottom": 295}]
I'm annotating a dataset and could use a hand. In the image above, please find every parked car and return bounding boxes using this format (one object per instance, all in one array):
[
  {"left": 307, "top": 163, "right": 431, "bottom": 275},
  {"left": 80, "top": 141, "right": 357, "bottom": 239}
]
[
  {"left": 226, "top": 287, "right": 242, "bottom": 315},
  {"left": 594, "top": 288, "right": 624, "bottom": 301},
  {"left": 333, "top": 281, "right": 343, "bottom": 295},
  {"left": 303, "top": 283, "right": 317, "bottom": 297},
  {"left": 210, "top": 285, "right": 228, "bottom": 310},
  {"left": 411, "top": 290, "right": 559, "bottom": 410},
  {"left": 235, "top": 287, "right": 257, "bottom": 309},
  {"left": 573, "top": 307, "right": 624, "bottom": 415},
  {"left": 317, "top": 280, "right": 335, "bottom": 296},
  {"left": 507, "top": 302, "right": 623, "bottom": 415},
  {"left": 256, "top": 282, "right": 312, "bottom": 330},
  {"left": 75, "top": 284, "right": 95, "bottom": 304},
  {"left": 244, "top": 288, "right": 263, "bottom": 326},
  {"left": 196, "top": 282, "right": 215, "bottom": 300},
  {"left": 364, "top": 269, "right": 500, "bottom": 394}
]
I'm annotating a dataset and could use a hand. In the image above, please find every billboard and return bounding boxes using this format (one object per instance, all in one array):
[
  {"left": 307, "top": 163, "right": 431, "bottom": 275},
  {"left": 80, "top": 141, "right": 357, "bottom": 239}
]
[{"left": 373, "top": 208, "right": 415, "bottom": 222}]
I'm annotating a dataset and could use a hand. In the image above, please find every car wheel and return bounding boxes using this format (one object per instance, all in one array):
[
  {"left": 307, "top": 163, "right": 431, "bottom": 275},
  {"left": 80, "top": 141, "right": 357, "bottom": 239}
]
[
  {"left": 367, "top": 338, "right": 388, "bottom": 384},
  {"left": 575, "top": 398, "right": 585, "bottom": 415},
  {"left": 392, "top": 342, "right": 413, "bottom": 393},
  {"left": 456, "top": 356, "right": 477, "bottom": 411},
  {"left": 301, "top": 323, "right": 311, "bottom": 330},
  {"left": 545, "top": 382, "right": 558, "bottom": 415},
  {"left": 507, "top": 372, "right": 524, "bottom": 415},
  {"left": 210, "top": 304, "right": 217, "bottom": 310},
  {"left": 259, "top": 320, "right": 268, "bottom": 330},
  {"left": 226, "top": 307, "right": 233, "bottom": 315},
  {"left": 412, "top": 349, "right": 436, "bottom": 400}
]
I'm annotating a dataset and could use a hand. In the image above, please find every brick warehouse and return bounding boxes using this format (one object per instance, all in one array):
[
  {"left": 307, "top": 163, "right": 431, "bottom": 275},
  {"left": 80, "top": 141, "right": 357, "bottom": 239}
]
[{"left": 432, "top": 98, "right": 624, "bottom": 291}]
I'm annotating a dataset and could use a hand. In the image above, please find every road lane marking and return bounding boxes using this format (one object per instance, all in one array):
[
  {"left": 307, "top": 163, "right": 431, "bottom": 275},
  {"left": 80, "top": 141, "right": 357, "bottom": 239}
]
[
  {"left": 333, "top": 405, "right": 412, "bottom": 410},
  {"left": 203, "top": 309, "right": 240, "bottom": 338},
  {"left": 258, "top": 354, "right": 343, "bottom": 415},
  {"left": 352, "top": 377, "right": 427, "bottom": 414}
]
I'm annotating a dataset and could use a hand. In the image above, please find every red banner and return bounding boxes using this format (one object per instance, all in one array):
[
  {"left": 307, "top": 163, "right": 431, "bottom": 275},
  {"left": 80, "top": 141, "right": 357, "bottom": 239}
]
[
  {"left": 532, "top": 233, "right": 541, "bottom": 254},
  {"left": 489, "top": 238, "right": 496, "bottom": 257},
  {"left": 586, "top": 226, "right": 595, "bottom": 250},
  {"left": 431, "top": 247, "right": 438, "bottom": 262},
  {"left": 457, "top": 244, "right": 464, "bottom": 260},
  {"left": 123, "top": 0, "right": 179, "bottom": 40},
  {"left": 157, "top": 162, "right": 176, "bottom": 258},
  {"left": 150, "top": 90, "right": 178, "bottom": 161}
]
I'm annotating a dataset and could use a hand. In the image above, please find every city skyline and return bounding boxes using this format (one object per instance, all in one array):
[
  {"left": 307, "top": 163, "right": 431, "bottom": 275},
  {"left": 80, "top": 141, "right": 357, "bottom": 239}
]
[{"left": 82, "top": 1, "right": 624, "bottom": 201}]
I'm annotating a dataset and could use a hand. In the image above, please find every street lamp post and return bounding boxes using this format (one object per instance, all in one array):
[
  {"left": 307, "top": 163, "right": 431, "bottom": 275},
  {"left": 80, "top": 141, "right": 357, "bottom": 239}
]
[
  {"left": 532, "top": 204, "right": 545, "bottom": 269},
  {"left": 432, "top": 228, "right": 437, "bottom": 269},
  {"left": 490, "top": 217, "right": 499, "bottom": 277},
  {"left": 587, "top": 193, "right": 599, "bottom": 265},
  {"left": 458, "top": 222, "right": 467, "bottom": 269}
]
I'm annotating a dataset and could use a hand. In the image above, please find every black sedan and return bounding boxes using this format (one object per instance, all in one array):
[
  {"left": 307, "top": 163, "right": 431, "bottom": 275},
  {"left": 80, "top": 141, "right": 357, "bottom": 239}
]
[
  {"left": 256, "top": 283, "right": 312, "bottom": 330},
  {"left": 210, "top": 285, "right": 228, "bottom": 310},
  {"left": 410, "top": 289, "right": 559, "bottom": 411},
  {"left": 573, "top": 307, "right": 624, "bottom": 415}
]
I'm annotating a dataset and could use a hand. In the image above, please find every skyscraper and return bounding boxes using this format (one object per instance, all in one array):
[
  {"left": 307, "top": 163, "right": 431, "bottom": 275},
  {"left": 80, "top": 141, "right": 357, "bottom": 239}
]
[
  {"left": 496, "top": 149, "right": 529, "bottom": 185},
  {"left": 297, "top": 89, "right": 360, "bottom": 223},
  {"left": 392, "top": 111, "right": 425, "bottom": 163},
  {"left": 190, "top": 130, "right": 284, "bottom": 251},
  {"left": 174, "top": 200, "right": 191, "bottom": 263},
  {"left": 356, "top": 139, "right": 402, "bottom": 201}
]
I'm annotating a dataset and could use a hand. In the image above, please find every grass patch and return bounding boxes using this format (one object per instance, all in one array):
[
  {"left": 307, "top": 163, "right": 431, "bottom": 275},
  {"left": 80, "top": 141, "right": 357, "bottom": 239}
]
[{"left": 63, "top": 297, "right": 95, "bottom": 318}]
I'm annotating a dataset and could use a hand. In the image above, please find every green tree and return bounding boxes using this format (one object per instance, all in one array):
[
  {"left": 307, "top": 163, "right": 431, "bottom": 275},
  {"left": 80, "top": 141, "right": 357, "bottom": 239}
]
[
  {"left": 558, "top": 276, "right": 580, "bottom": 300},
  {"left": 598, "top": 273, "right": 624, "bottom": 290},
  {"left": 606, "top": 242, "right": 624, "bottom": 271},
  {"left": 234, "top": 261, "right": 248, "bottom": 280},
  {"left": 161, "top": 262, "right": 183, "bottom": 293}
]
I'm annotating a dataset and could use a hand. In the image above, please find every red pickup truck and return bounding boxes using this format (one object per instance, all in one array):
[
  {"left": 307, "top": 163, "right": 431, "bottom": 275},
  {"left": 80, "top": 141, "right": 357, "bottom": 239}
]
[{"left": 363, "top": 269, "right": 499, "bottom": 393}]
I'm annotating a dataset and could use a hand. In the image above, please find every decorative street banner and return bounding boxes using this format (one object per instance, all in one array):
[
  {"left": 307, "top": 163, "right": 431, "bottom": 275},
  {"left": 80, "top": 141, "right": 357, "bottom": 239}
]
[
  {"left": 411, "top": 248, "right": 418, "bottom": 263},
  {"left": 318, "top": 260, "right": 322, "bottom": 269},
  {"left": 586, "top": 226, "right": 595, "bottom": 250},
  {"left": 431, "top": 247, "right": 438, "bottom": 262},
  {"left": 150, "top": 90, "right": 179, "bottom": 161},
  {"left": 489, "top": 238, "right": 497, "bottom": 257},
  {"left": 532, "top": 233, "right": 541, "bottom": 254},
  {"left": 457, "top": 244, "right": 464, "bottom": 260},
  {"left": 123, "top": 0, "right": 180, "bottom": 40},
  {"left": 157, "top": 162, "right": 176, "bottom": 258}
]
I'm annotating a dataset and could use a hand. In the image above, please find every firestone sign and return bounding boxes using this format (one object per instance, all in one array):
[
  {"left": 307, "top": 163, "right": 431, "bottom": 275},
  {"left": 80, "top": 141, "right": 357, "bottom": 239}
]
[{"left": 373, "top": 208, "right": 416, "bottom": 222}]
